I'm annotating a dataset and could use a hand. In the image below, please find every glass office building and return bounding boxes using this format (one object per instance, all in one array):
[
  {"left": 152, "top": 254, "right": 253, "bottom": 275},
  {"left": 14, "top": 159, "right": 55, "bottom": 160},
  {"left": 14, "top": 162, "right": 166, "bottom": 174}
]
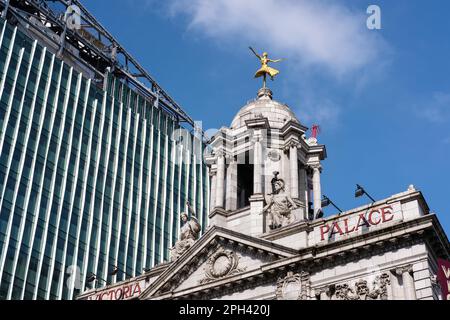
[{"left": 0, "top": 16, "right": 209, "bottom": 300}]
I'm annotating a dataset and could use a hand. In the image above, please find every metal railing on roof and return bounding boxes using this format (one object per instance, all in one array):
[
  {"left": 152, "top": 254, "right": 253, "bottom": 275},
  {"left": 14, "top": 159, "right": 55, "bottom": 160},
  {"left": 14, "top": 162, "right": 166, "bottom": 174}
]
[{"left": 0, "top": 0, "right": 199, "bottom": 131}]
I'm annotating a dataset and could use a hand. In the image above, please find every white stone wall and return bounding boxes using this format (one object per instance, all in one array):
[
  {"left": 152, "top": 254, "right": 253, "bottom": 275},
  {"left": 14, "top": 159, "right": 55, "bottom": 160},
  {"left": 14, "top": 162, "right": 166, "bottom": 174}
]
[
  {"left": 225, "top": 209, "right": 252, "bottom": 234},
  {"left": 412, "top": 260, "right": 434, "bottom": 300},
  {"left": 212, "top": 282, "right": 276, "bottom": 300},
  {"left": 401, "top": 198, "right": 427, "bottom": 221},
  {"left": 271, "top": 230, "right": 308, "bottom": 250},
  {"left": 310, "top": 242, "right": 430, "bottom": 300}
]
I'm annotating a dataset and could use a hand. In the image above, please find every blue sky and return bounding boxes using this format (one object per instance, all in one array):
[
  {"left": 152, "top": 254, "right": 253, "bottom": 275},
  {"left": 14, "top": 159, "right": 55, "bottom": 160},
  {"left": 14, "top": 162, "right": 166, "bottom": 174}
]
[{"left": 83, "top": 0, "right": 450, "bottom": 234}]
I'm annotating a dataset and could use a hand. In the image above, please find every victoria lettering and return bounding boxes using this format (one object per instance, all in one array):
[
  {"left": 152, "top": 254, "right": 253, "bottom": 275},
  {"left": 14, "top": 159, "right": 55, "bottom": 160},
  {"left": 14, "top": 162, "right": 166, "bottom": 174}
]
[
  {"left": 88, "top": 282, "right": 142, "bottom": 300},
  {"left": 320, "top": 205, "right": 394, "bottom": 241}
]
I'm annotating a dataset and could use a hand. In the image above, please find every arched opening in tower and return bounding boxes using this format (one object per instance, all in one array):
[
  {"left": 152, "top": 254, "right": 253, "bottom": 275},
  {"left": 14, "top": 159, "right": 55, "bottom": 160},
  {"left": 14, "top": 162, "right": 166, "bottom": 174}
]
[{"left": 237, "top": 150, "right": 253, "bottom": 209}]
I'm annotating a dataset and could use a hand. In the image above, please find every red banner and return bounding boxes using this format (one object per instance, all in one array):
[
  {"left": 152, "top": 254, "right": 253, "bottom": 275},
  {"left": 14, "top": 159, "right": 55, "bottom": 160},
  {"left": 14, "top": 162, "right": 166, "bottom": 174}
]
[{"left": 437, "top": 259, "right": 450, "bottom": 300}]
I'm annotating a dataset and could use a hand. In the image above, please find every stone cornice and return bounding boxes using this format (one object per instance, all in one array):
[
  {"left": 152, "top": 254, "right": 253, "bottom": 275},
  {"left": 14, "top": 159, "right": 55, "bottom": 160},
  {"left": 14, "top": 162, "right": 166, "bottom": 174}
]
[
  {"left": 423, "top": 215, "right": 450, "bottom": 260},
  {"left": 307, "top": 143, "right": 327, "bottom": 160},
  {"left": 261, "top": 220, "right": 312, "bottom": 241},
  {"left": 208, "top": 207, "right": 228, "bottom": 219},
  {"left": 245, "top": 117, "right": 270, "bottom": 129},
  {"left": 280, "top": 120, "right": 308, "bottom": 138},
  {"left": 209, "top": 205, "right": 250, "bottom": 219}
]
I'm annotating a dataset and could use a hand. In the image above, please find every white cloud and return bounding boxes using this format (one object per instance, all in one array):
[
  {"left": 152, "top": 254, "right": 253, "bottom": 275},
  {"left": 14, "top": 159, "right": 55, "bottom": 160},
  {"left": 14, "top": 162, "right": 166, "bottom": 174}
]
[
  {"left": 167, "top": 0, "right": 385, "bottom": 76},
  {"left": 416, "top": 92, "right": 450, "bottom": 123},
  {"left": 293, "top": 96, "right": 341, "bottom": 129}
]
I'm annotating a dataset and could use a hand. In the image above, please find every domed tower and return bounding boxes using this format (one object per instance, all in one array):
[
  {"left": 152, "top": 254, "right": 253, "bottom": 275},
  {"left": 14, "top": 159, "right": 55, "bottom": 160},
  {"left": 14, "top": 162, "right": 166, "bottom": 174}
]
[{"left": 206, "top": 87, "right": 327, "bottom": 237}]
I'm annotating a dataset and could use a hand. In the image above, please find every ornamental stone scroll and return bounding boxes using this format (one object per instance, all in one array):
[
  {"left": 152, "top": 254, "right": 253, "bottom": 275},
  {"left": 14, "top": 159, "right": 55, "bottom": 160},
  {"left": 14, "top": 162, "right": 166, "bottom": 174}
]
[
  {"left": 199, "top": 248, "right": 247, "bottom": 284},
  {"left": 275, "top": 271, "right": 309, "bottom": 300}
]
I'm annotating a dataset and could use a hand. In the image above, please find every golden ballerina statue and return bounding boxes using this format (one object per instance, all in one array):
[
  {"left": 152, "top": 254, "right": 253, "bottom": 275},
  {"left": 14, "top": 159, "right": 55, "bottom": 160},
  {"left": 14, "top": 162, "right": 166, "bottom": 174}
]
[{"left": 249, "top": 47, "right": 283, "bottom": 88}]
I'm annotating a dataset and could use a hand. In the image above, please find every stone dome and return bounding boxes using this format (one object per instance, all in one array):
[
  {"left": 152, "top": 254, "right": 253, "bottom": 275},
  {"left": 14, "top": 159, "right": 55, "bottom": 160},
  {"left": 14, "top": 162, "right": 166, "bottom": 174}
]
[{"left": 230, "top": 89, "right": 300, "bottom": 130}]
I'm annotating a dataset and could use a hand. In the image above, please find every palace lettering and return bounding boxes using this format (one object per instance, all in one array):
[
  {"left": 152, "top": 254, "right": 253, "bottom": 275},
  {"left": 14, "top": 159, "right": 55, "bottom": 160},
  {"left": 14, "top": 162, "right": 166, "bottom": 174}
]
[{"left": 320, "top": 205, "right": 394, "bottom": 241}]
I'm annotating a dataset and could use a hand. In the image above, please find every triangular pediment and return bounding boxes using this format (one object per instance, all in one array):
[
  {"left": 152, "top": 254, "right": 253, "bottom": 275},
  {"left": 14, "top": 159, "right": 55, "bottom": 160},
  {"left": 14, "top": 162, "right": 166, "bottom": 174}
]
[{"left": 140, "top": 226, "right": 297, "bottom": 299}]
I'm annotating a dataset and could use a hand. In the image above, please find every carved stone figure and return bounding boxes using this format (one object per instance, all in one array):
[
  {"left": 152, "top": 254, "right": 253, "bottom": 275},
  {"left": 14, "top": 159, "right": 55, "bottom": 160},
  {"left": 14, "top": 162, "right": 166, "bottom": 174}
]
[
  {"left": 263, "top": 172, "right": 298, "bottom": 230},
  {"left": 327, "top": 273, "right": 391, "bottom": 300},
  {"left": 370, "top": 273, "right": 391, "bottom": 300},
  {"left": 333, "top": 283, "right": 357, "bottom": 300},
  {"left": 355, "top": 279, "right": 370, "bottom": 297},
  {"left": 170, "top": 202, "right": 201, "bottom": 261}
]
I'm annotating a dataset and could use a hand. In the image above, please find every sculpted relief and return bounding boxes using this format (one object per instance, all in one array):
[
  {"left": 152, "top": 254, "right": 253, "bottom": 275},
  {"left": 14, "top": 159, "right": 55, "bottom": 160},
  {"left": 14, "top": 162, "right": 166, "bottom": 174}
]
[
  {"left": 199, "top": 248, "right": 247, "bottom": 284},
  {"left": 276, "top": 272, "right": 309, "bottom": 300},
  {"left": 326, "top": 273, "right": 391, "bottom": 300},
  {"left": 263, "top": 172, "right": 298, "bottom": 230}
]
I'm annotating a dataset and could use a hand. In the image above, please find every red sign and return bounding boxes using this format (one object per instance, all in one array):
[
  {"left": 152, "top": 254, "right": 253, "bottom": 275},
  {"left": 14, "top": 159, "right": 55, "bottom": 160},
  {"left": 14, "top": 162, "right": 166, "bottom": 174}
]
[
  {"left": 320, "top": 205, "right": 395, "bottom": 241},
  {"left": 437, "top": 259, "right": 450, "bottom": 300},
  {"left": 87, "top": 282, "right": 142, "bottom": 300}
]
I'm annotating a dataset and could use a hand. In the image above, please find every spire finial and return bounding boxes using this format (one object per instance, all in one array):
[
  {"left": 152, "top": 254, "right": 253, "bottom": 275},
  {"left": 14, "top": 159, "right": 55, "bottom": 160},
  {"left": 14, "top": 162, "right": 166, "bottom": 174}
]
[{"left": 257, "top": 87, "right": 273, "bottom": 100}]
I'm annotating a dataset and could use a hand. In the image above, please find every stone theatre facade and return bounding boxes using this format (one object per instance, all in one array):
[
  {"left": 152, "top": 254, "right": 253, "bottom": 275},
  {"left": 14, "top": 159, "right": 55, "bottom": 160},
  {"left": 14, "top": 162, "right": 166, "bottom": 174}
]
[{"left": 78, "top": 88, "right": 450, "bottom": 301}]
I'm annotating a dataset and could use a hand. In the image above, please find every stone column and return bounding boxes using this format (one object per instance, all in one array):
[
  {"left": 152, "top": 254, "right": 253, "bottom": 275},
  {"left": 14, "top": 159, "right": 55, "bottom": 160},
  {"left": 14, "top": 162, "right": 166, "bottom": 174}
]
[
  {"left": 298, "top": 167, "right": 307, "bottom": 203},
  {"left": 289, "top": 142, "right": 299, "bottom": 199},
  {"left": 396, "top": 265, "right": 417, "bottom": 300},
  {"left": 281, "top": 148, "right": 290, "bottom": 192},
  {"left": 225, "top": 159, "right": 238, "bottom": 211},
  {"left": 253, "top": 132, "right": 263, "bottom": 195},
  {"left": 249, "top": 132, "right": 265, "bottom": 236},
  {"left": 389, "top": 270, "right": 402, "bottom": 300},
  {"left": 209, "top": 169, "right": 217, "bottom": 211},
  {"left": 311, "top": 164, "right": 322, "bottom": 215},
  {"left": 298, "top": 166, "right": 308, "bottom": 220},
  {"left": 215, "top": 152, "right": 225, "bottom": 209}
]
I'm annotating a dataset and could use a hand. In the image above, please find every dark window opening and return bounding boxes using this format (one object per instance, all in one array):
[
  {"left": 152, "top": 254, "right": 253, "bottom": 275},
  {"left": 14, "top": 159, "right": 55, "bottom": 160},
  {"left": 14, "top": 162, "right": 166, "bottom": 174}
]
[{"left": 237, "top": 152, "right": 253, "bottom": 209}]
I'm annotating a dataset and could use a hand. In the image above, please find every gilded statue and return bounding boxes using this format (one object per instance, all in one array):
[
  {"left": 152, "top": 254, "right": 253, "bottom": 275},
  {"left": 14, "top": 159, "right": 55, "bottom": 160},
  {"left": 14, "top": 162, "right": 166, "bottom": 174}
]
[{"left": 249, "top": 47, "right": 283, "bottom": 88}]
